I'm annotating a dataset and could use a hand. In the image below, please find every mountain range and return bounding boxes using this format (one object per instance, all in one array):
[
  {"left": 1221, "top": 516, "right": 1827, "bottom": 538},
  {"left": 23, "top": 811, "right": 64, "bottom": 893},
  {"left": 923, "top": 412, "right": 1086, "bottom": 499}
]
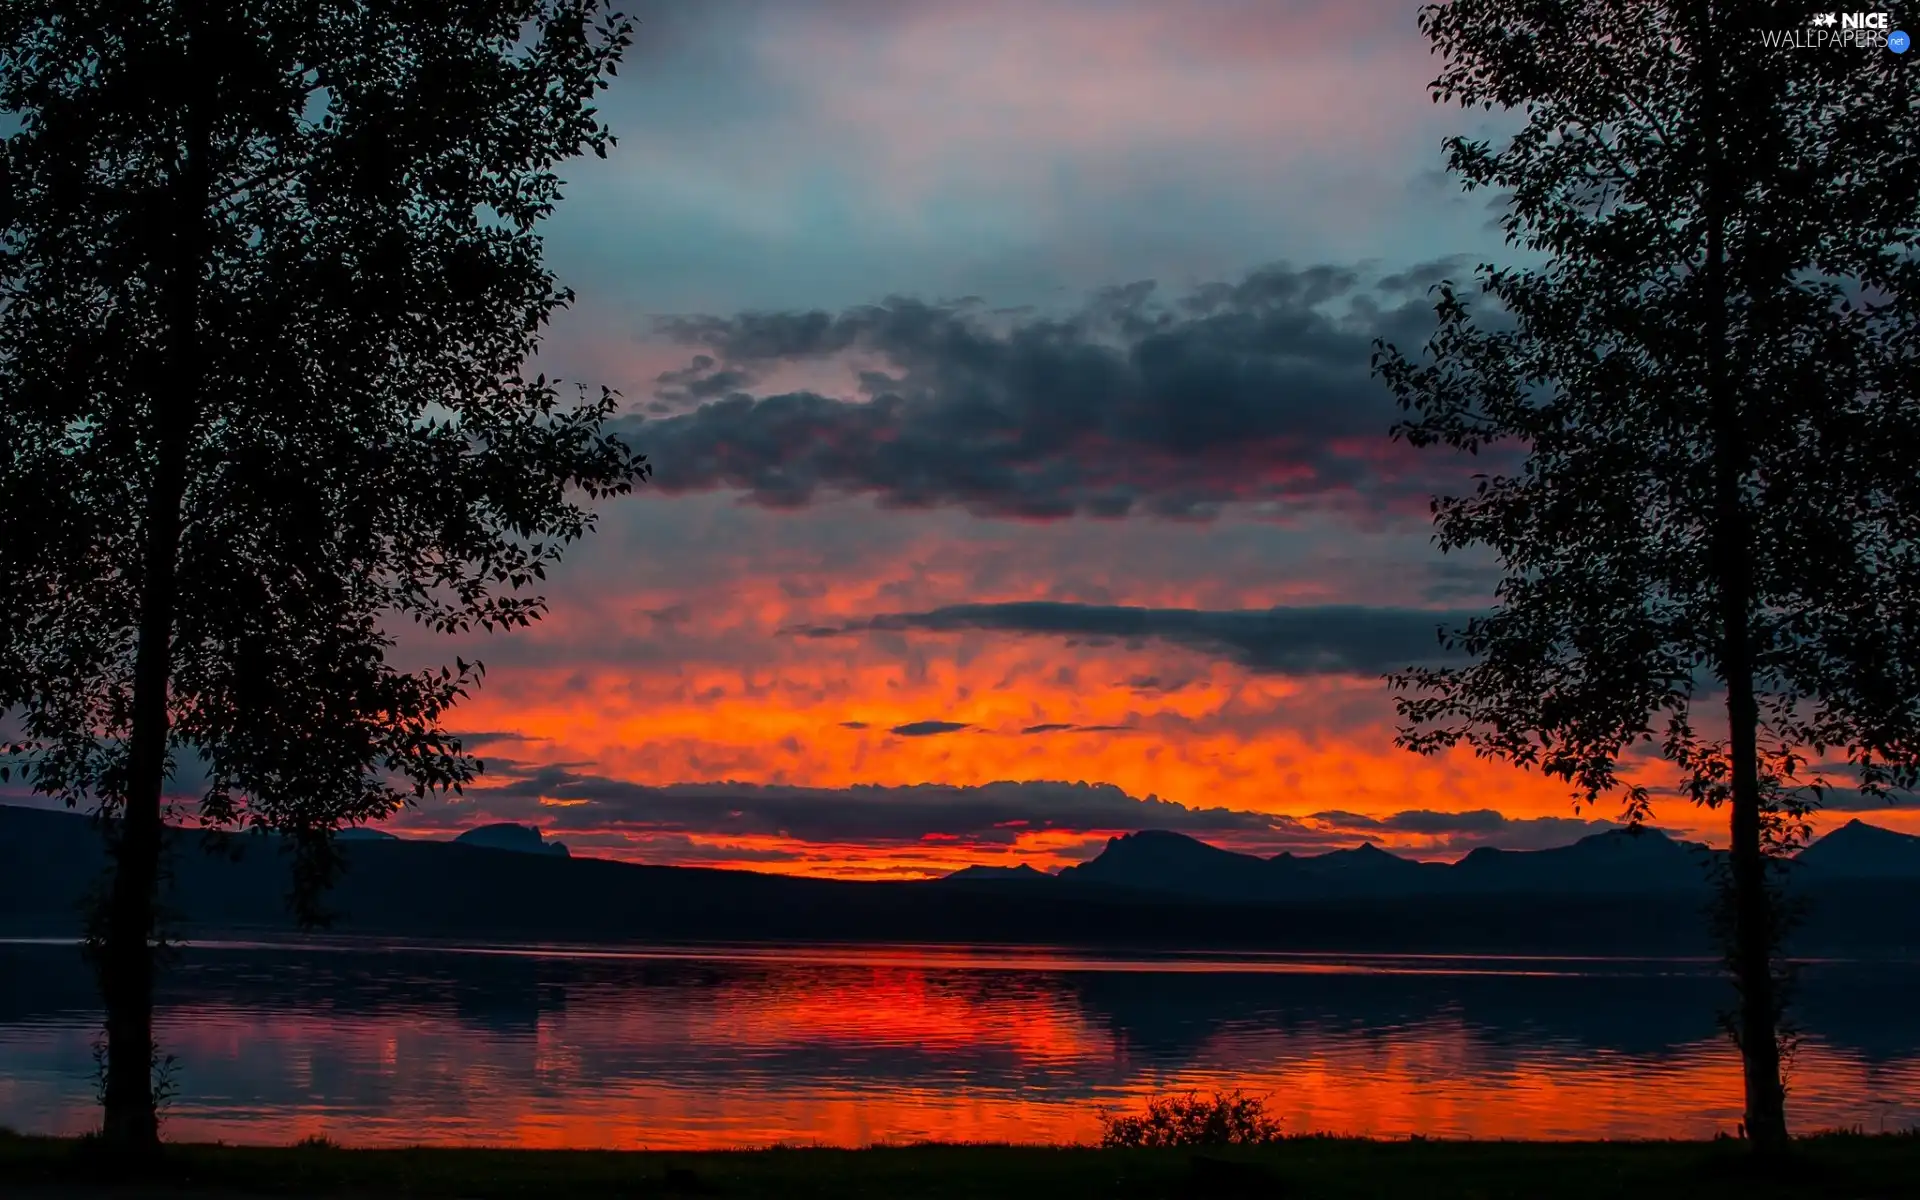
[
  {"left": 3, "top": 804, "right": 1918, "bottom": 956},
  {"left": 1019, "top": 818, "right": 1920, "bottom": 903}
]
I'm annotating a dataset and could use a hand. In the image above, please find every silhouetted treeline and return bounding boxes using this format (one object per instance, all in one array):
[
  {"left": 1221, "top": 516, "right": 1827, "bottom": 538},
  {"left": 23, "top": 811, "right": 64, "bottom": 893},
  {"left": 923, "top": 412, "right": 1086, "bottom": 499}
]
[{"left": 6, "top": 805, "right": 1917, "bottom": 957}]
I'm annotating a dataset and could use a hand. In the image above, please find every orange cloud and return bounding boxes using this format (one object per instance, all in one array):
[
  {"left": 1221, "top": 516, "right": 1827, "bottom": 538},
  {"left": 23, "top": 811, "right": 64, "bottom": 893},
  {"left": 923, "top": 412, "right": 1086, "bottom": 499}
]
[
  {"left": 394, "top": 510, "right": 1706, "bottom": 875},
  {"left": 380, "top": 487, "right": 1918, "bottom": 878}
]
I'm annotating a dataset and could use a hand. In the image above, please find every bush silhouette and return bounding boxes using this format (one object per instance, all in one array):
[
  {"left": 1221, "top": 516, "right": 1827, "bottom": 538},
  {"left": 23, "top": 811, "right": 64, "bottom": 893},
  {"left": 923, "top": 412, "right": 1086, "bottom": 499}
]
[{"left": 1097, "top": 1090, "right": 1283, "bottom": 1148}]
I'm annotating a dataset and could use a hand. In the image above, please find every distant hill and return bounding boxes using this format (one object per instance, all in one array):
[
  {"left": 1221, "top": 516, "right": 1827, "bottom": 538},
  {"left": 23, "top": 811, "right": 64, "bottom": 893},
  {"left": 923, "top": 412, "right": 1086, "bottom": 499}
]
[
  {"left": 1287, "top": 841, "right": 1448, "bottom": 895},
  {"left": 1061, "top": 829, "right": 1294, "bottom": 901},
  {"left": 1446, "top": 826, "right": 1718, "bottom": 894},
  {"left": 1795, "top": 819, "right": 1920, "bottom": 880},
  {"left": 3, "top": 804, "right": 1917, "bottom": 957},
  {"left": 1058, "top": 825, "right": 1715, "bottom": 901},
  {"left": 453, "top": 823, "right": 569, "bottom": 857},
  {"left": 942, "top": 863, "right": 1049, "bottom": 883}
]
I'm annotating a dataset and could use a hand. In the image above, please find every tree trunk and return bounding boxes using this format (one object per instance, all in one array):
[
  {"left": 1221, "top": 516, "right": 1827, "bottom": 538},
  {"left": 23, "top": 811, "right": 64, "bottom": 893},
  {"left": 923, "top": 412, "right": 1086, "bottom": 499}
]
[
  {"left": 97, "top": 740, "right": 165, "bottom": 1151},
  {"left": 99, "top": 364, "right": 191, "bottom": 1155},
  {"left": 1695, "top": 0, "right": 1789, "bottom": 1157},
  {"left": 98, "top": 0, "right": 208, "bottom": 1152}
]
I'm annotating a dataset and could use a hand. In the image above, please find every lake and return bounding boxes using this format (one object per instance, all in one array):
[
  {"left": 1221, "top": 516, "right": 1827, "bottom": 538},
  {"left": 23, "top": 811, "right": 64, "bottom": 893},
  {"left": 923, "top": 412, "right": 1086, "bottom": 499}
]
[{"left": 2, "top": 938, "right": 1917, "bottom": 1147}]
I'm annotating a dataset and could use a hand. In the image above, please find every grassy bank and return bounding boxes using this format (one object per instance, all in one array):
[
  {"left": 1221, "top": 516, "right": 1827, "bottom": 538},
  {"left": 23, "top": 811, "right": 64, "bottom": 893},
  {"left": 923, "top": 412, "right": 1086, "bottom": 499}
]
[{"left": 4, "top": 1132, "right": 1920, "bottom": 1199}]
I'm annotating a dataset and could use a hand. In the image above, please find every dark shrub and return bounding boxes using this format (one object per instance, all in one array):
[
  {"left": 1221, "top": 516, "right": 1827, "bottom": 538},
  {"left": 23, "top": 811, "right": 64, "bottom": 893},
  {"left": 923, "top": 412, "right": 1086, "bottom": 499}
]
[{"left": 1097, "top": 1090, "right": 1282, "bottom": 1148}]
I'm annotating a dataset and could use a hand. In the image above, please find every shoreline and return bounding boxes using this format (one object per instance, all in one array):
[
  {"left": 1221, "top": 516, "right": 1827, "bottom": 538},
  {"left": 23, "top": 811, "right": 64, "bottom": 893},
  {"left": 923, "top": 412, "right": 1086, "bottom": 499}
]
[
  {"left": 0, "top": 931, "right": 1752, "bottom": 966},
  {"left": 5, "top": 1133, "right": 1920, "bottom": 1199}
]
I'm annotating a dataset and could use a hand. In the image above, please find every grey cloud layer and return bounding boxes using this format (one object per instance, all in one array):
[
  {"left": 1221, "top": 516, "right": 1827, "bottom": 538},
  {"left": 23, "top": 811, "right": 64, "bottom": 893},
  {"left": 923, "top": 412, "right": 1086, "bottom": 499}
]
[
  {"left": 467, "top": 769, "right": 1281, "bottom": 844},
  {"left": 408, "top": 767, "right": 1629, "bottom": 860},
  {"left": 888, "top": 720, "right": 971, "bottom": 737},
  {"left": 621, "top": 263, "right": 1473, "bottom": 520},
  {"left": 810, "top": 602, "right": 1479, "bottom": 675},
  {"left": 1307, "top": 807, "right": 1628, "bottom": 851}
]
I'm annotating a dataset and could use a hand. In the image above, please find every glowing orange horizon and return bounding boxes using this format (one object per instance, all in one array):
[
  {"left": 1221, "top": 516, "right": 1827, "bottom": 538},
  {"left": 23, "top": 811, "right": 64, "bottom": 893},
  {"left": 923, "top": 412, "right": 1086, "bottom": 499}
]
[{"left": 352, "top": 497, "right": 1920, "bottom": 880}]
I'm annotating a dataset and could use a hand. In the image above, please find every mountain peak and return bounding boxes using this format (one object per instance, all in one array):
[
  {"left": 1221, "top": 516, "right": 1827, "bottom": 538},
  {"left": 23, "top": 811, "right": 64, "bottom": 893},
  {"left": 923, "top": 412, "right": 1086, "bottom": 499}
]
[
  {"left": 453, "top": 822, "right": 569, "bottom": 857},
  {"left": 1560, "top": 825, "right": 1707, "bottom": 859},
  {"left": 1061, "top": 828, "right": 1274, "bottom": 898},
  {"left": 943, "top": 863, "right": 1045, "bottom": 882},
  {"left": 1580, "top": 825, "right": 1672, "bottom": 844},
  {"left": 1797, "top": 819, "right": 1920, "bottom": 879},
  {"left": 1309, "top": 841, "right": 1412, "bottom": 865},
  {"left": 1125, "top": 829, "right": 1208, "bottom": 845},
  {"left": 1825, "top": 818, "right": 1909, "bottom": 841}
]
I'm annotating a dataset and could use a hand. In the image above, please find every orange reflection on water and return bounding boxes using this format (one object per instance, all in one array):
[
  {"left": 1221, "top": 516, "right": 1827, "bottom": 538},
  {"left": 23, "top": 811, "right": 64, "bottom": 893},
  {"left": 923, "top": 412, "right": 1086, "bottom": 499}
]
[
  {"left": 122, "top": 1019, "right": 1920, "bottom": 1148},
  {"left": 3, "top": 943, "right": 1916, "bottom": 1148}
]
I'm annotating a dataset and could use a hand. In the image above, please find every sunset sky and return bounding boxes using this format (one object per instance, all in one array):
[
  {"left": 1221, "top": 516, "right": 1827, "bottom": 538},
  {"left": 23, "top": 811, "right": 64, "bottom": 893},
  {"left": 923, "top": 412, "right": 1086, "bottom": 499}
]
[{"left": 41, "top": 0, "right": 1912, "bottom": 879}]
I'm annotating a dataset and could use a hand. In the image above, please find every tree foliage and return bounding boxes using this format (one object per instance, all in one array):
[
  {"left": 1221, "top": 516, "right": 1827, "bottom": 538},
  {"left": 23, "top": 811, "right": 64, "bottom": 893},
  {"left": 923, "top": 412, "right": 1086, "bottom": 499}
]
[
  {"left": 1373, "top": 0, "right": 1920, "bottom": 1150},
  {"left": 0, "top": 0, "right": 643, "bottom": 1145},
  {"left": 1097, "top": 1091, "right": 1284, "bottom": 1149},
  {"left": 0, "top": 0, "right": 642, "bottom": 898}
]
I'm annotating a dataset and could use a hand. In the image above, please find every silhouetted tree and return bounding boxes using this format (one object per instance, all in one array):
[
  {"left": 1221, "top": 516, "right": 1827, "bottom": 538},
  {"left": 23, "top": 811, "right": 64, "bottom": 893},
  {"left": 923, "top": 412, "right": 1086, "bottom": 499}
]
[
  {"left": 1097, "top": 1090, "right": 1284, "bottom": 1149},
  {"left": 1373, "top": 0, "right": 1919, "bottom": 1155},
  {"left": 0, "top": 0, "right": 642, "bottom": 1150}
]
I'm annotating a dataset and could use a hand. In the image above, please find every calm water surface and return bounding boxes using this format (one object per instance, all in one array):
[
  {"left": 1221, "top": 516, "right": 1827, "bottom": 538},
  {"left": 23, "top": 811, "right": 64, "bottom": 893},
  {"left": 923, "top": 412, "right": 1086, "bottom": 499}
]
[{"left": 1, "top": 938, "right": 1916, "bottom": 1147}]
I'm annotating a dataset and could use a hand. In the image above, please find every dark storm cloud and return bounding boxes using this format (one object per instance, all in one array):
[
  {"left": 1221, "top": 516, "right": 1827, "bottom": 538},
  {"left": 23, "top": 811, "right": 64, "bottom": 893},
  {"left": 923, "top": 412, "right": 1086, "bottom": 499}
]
[
  {"left": 888, "top": 720, "right": 971, "bottom": 737},
  {"left": 1381, "top": 809, "right": 1512, "bottom": 835},
  {"left": 409, "top": 767, "right": 1652, "bottom": 859},
  {"left": 818, "top": 602, "right": 1479, "bottom": 676},
  {"left": 447, "top": 730, "right": 546, "bottom": 750},
  {"left": 470, "top": 769, "right": 1294, "bottom": 845},
  {"left": 1311, "top": 807, "right": 1630, "bottom": 851},
  {"left": 653, "top": 354, "right": 755, "bottom": 401},
  {"left": 1314, "top": 808, "right": 1526, "bottom": 836},
  {"left": 621, "top": 263, "right": 1475, "bottom": 520},
  {"left": 1757, "top": 786, "right": 1919, "bottom": 813}
]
